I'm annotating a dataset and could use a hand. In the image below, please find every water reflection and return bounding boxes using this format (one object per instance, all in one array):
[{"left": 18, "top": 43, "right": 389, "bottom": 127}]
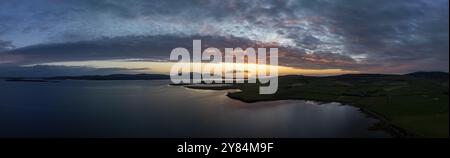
[{"left": 0, "top": 80, "right": 390, "bottom": 138}]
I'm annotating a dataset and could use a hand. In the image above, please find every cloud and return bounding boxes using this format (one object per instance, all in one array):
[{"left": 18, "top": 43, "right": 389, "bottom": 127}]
[
  {"left": 0, "top": 40, "right": 15, "bottom": 52},
  {"left": 1, "top": 34, "right": 361, "bottom": 70},
  {"left": 313, "top": 0, "right": 449, "bottom": 72},
  {"left": 0, "top": 0, "right": 448, "bottom": 74}
]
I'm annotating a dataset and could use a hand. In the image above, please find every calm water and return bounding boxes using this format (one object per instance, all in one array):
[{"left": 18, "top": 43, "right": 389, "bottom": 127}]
[{"left": 0, "top": 80, "right": 390, "bottom": 138}]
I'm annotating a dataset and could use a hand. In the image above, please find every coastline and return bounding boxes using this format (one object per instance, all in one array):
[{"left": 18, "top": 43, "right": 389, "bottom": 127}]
[
  {"left": 225, "top": 91, "right": 414, "bottom": 138},
  {"left": 176, "top": 72, "right": 449, "bottom": 138}
]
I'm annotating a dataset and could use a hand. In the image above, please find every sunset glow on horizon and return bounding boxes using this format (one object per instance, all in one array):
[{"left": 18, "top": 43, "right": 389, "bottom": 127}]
[{"left": 25, "top": 59, "right": 359, "bottom": 76}]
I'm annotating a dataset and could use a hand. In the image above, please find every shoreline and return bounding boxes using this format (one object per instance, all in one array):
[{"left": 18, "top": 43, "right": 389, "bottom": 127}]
[
  {"left": 225, "top": 92, "right": 415, "bottom": 138},
  {"left": 179, "top": 82, "right": 418, "bottom": 137}
]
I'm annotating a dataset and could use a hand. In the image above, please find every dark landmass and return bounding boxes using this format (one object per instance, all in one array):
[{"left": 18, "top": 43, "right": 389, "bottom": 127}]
[
  {"left": 184, "top": 84, "right": 237, "bottom": 90},
  {"left": 44, "top": 74, "right": 170, "bottom": 80},
  {"left": 2, "top": 74, "right": 170, "bottom": 82},
  {"left": 4, "top": 78, "right": 57, "bottom": 83},
  {"left": 183, "top": 72, "right": 449, "bottom": 138}
]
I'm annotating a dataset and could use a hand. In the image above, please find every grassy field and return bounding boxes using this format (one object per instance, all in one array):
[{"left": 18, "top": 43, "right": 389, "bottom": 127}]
[{"left": 194, "top": 72, "right": 449, "bottom": 138}]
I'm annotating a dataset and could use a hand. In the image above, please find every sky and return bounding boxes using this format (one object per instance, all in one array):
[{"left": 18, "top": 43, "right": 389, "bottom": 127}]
[{"left": 0, "top": 0, "right": 448, "bottom": 77}]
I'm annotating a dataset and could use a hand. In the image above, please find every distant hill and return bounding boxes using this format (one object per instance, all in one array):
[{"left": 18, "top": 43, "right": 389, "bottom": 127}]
[
  {"left": 3, "top": 71, "right": 448, "bottom": 81},
  {"left": 405, "top": 71, "right": 449, "bottom": 79},
  {"left": 44, "top": 74, "right": 170, "bottom": 80}
]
